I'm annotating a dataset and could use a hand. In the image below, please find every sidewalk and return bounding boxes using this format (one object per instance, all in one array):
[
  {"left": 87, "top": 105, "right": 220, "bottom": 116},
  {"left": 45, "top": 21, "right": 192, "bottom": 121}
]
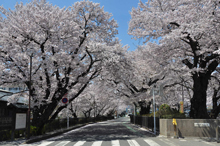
[{"left": 0, "top": 123, "right": 87, "bottom": 146}]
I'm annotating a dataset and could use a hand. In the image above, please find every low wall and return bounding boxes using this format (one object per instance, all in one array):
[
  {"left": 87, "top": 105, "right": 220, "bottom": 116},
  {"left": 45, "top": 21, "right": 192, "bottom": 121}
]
[{"left": 160, "top": 119, "right": 220, "bottom": 138}]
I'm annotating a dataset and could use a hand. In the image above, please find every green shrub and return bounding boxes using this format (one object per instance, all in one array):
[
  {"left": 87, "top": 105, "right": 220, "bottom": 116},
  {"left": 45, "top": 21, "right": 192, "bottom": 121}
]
[
  {"left": 160, "top": 112, "right": 186, "bottom": 119},
  {"left": 0, "top": 130, "right": 11, "bottom": 141},
  {"left": 144, "top": 104, "right": 186, "bottom": 119},
  {"left": 30, "top": 125, "right": 39, "bottom": 136},
  {"left": 158, "top": 104, "right": 172, "bottom": 115}
]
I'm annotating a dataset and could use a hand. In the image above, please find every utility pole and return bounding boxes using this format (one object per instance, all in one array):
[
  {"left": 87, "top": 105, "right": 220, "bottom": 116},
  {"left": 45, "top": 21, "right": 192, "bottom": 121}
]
[
  {"left": 27, "top": 54, "right": 32, "bottom": 139},
  {"left": 67, "top": 94, "right": 69, "bottom": 129},
  {"left": 153, "top": 85, "right": 156, "bottom": 135}
]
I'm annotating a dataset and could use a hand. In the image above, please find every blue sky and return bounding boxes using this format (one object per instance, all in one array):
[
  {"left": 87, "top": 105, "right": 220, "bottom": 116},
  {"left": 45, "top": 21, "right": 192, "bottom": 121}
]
[{"left": 1, "top": 0, "right": 142, "bottom": 51}]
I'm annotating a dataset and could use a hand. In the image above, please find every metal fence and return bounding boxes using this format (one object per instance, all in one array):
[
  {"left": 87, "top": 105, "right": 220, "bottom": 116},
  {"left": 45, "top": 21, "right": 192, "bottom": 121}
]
[
  {"left": 130, "top": 116, "right": 160, "bottom": 132},
  {"left": 0, "top": 116, "right": 114, "bottom": 141},
  {"left": 44, "top": 116, "right": 114, "bottom": 133}
]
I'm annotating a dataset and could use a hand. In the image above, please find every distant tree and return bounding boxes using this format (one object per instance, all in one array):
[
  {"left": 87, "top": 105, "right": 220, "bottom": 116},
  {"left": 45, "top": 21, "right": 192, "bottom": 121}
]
[
  {"left": 76, "top": 81, "right": 122, "bottom": 118},
  {"left": 101, "top": 45, "right": 165, "bottom": 108},
  {"left": 138, "top": 101, "right": 151, "bottom": 115}
]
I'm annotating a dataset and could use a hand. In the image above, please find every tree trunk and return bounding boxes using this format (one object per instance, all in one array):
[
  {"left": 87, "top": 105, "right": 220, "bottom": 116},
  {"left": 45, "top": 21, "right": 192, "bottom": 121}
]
[
  {"left": 72, "top": 112, "right": 77, "bottom": 118},
  {"left": 210, "top": 88, "right": 220, "bottom": 118},
  {"left": 31, "top": 97, "right": 64, "bottom": 135},
  {"left": 139, "top": 101, "right": 151, "bottom": 115},
  {"left": 190, "top": 73, "right": 210, "bottom": 119}
]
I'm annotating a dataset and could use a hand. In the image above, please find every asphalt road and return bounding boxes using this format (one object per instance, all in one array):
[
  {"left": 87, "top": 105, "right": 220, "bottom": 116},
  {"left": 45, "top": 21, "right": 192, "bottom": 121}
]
[{"left": 17, "top": 117, "right": 219, "bottom": 146}]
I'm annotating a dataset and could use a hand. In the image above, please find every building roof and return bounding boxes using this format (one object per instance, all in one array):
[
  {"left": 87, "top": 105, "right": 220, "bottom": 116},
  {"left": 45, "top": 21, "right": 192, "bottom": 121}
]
[
  {"left": 0, "top": 89, "right": 13, "bottom": 94},
  {"left": 0, "top": 89, "right": 27, "bottom": 104}
]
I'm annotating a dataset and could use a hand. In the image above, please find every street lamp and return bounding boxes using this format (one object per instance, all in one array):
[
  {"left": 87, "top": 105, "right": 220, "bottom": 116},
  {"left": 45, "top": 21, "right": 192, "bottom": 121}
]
[
  {"left": 27, "top": 52, "right": 33, "bottom": 139},
  {"left": 152, "top": 84, "right": 160, "bottom": 135},
  {"left": 153, "top": 85, "right": 156, "bottom": 135}
]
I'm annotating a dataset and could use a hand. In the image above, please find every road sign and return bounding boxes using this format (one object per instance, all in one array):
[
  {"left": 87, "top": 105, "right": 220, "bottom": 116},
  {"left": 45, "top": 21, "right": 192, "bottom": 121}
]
[{"left": 62, "top": 97, "right": 68, "bottom": 104}]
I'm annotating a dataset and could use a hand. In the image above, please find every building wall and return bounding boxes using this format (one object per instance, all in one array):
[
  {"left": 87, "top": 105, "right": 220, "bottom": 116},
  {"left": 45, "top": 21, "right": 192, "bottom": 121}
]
[{"left": 0, "top": 101, "right": 13, "bottom": 130}]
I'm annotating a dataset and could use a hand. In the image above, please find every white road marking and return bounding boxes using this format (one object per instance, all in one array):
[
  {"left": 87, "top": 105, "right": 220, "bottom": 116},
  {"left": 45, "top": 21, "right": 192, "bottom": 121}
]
[
  {"left": 91, "top": 141, "right": 102, "bottom": 146},
  {"left": 202, "top": 141, "right": 216, "bottom": 146},
  {"left": 55, "top": 141, "right": 71, "bottom": 146},
  {"left": 38, "top": 141, "right": 54, "bottom": 146},
  {"left": 73, "top": 141, "right": 86, "bottom": 146},
  {"left": 127, "top": 140, "right": 140, "bottom": 146},
  {"left": 144, "top": 139, "right": 160, "bottom": 146},
  {"left": 24, "top": 141, "right": 53, "bottom": 146},
  {"left": 111, "top": 140, "right": 120, "bottom": 146},
  {"left": 159, "top": 138, "right": 179, "bottom": 146}
]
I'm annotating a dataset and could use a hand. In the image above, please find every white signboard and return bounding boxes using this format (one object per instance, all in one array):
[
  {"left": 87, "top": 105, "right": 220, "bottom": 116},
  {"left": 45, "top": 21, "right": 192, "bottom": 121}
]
[
  {"left": 15, "top": 113, "right": 26, "bottom": 129},
  {"left": 194, "top": 123, "right": 210, "bottom": 127}
]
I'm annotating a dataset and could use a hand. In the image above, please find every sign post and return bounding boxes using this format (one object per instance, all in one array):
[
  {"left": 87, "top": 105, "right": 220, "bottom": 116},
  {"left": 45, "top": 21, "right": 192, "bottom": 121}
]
[
  {"left": 216, "top": 120, "right": 219, "bottom": 143},
  {"left": 62, "top": 93, "right": 69, "bottom": 129}
]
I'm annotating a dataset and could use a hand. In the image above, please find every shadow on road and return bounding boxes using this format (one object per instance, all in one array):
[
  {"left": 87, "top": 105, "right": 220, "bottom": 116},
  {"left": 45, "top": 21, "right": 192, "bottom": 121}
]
[{"left": 47, "top": 117, "right": 155, "bottom": 142}]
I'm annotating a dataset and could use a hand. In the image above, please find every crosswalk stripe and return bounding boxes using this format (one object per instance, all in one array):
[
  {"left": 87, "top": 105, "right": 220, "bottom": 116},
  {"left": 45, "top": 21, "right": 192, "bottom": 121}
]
[
  {"left": 159, "top": 139, "right": 179, "bottom": 146},
  {"left": 127, "top": 140, "right": 140, "bottom": 146},
  {"left": 91, "top": 141, "right": 102, "bottom": 146},
  {"left": 73, "top": 141, "right": 86, "bottom": 146},
  {"left": 36, "top": 141, "right": 54, "bottom": 146},
  {"left": 144, "top": 139, "right": 160, "bottom": 146},
  {"left": 202, "top": 141, "right": 216, "bottom": 146},
  {"left": 55, "top": 141, "right": 71, "bottom": 146},
  {"left": 111, "top": 140, "right": 120, "bottom": 146}
]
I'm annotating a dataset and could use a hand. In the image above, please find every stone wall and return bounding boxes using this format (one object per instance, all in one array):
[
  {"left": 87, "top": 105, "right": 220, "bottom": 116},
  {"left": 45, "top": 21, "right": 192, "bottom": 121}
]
[{"left": 160, "top": 119, "right": 220, "bottom": 138}]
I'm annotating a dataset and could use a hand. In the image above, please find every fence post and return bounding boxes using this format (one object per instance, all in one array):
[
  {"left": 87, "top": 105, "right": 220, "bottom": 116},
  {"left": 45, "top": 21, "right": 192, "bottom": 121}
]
[
  {"left": 133, "top": 104, "right": 136, "bottom": 125},
  {"left": 217, "top": 120, "right": 219, "bottom": 143}
]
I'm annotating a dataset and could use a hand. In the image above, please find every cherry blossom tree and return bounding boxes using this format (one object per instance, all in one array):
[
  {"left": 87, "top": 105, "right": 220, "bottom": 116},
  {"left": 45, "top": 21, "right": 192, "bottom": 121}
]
[
  {"left": 0, "top": 0, "right": 120, "bottom": 132},
  {"left": 129, "top": 0, "right": 220, "bottom": 118},
  {"left": 100, "top": 44, "right": 166, "bottom": 115},
  {"left": 57, "top": 80, "right": 123, "bottom": 119}
]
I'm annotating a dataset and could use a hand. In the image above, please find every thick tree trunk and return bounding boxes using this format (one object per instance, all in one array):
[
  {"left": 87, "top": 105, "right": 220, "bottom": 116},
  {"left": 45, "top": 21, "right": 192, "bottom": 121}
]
[
  {"left": 31, "top": 100, "right": 58, "bottom": 134},
  {"left": 210, "top": 89, "right": 220, "bottom": 118},
  {"left": 190, "top": 73, "right": 210, "bottom": 119}
]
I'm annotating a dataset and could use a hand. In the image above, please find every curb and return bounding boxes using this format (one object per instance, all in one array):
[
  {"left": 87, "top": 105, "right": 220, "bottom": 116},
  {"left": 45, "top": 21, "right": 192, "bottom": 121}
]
[{"left": 25, "top": 124, "right": 87, "bottom": 144}]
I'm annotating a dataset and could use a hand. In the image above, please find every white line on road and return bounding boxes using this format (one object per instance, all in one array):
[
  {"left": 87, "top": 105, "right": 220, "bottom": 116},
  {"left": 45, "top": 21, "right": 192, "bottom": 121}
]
[
  {"left": 127, "top": 140, "right": 140, "bottom": 146},
  {"left": 202, "top": 141, "right": 216, "bottom": 146},
  {"left": 91, "top": 141, "right": 102, "bottom": 146},
  {"left": 144, "top": 139, "right": 160, "bottom": 146},
  {"left": 111, "top": 140, "right": 120, "bottom": 146},
  {"left": 54, "top": 141, "right": 71, "bottom": 146},
  {"left": 159, "top": 138, "right": 179, "bottom": 146},
  {"left": 26, "top": 141, "right": 53, "bottom": 146},
  {"left": 73, "top": 141, "right": 86, "bottom": 146}
]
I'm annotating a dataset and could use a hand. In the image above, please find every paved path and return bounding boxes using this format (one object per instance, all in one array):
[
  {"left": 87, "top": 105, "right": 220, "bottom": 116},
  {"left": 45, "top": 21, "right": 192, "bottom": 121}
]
[{"left": 6, "top": 117, "right": 220, "bottom": 146}]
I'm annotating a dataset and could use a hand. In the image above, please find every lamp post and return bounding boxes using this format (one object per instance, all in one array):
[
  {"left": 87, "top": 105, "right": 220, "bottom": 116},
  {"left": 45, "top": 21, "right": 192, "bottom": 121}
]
[
  {"left": 153, "top": 85, "right": 156, "bottom": 135},
  {"left": 27, "top": 53, "right": 33, "bottom": 139}
]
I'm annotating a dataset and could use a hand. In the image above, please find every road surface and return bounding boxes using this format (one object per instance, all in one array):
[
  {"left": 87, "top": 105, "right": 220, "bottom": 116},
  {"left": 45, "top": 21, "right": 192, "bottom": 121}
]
[{"left": 18, "top": 117, "right": 219, "bottom": 146}]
